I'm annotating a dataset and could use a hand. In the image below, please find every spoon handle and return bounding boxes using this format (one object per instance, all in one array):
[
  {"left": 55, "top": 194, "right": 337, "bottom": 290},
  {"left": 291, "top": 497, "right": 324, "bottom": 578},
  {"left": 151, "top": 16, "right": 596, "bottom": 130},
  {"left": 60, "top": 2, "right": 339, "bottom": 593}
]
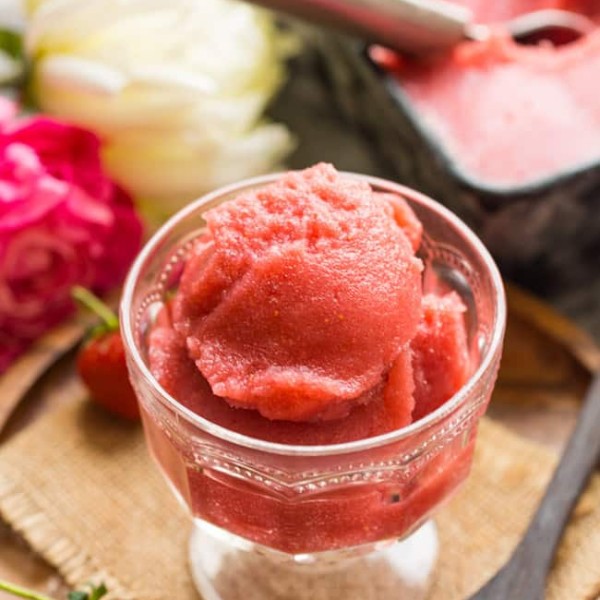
[
  {"left": 246, "top": 0, "right": 472, "bottom": 53},
  {"left": 517, "top": 374, "right": 600, "bottom": 587}
]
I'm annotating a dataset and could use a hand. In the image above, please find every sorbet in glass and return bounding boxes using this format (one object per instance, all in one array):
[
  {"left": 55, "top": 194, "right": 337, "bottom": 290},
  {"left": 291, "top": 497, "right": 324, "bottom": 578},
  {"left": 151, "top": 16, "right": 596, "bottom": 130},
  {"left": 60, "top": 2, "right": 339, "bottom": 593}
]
[{"left": 144, "top": 164, "right": 476, "bottom": 552}]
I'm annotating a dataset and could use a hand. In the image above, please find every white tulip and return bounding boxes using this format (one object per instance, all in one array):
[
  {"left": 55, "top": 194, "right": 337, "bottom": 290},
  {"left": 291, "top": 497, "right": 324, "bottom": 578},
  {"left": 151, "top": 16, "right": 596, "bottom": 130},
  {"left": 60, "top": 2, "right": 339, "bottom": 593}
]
[
  {"left": 0, "top": 0, "right": 24, "bottom": 32},
  {"left": 26, "top": 0, "right": 295, "bottom": 218}
]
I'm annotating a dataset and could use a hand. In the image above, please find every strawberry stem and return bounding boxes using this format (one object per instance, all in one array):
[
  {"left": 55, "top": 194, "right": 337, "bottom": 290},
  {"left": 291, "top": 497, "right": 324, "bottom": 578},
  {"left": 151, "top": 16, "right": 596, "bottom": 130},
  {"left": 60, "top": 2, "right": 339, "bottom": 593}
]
[
  {"left": 71, "top": 286, "right": 118, "bottom": 331},
  {"left": 0, "top": 579, "right": 55, "bottom": 600}
]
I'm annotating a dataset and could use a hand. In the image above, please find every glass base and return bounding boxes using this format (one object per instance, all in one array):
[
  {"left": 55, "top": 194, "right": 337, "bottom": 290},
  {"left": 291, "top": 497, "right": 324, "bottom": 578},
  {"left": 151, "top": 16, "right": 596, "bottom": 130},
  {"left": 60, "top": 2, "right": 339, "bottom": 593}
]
[{"left": 189, "top": 520, "right": 439, "bottom": 600}]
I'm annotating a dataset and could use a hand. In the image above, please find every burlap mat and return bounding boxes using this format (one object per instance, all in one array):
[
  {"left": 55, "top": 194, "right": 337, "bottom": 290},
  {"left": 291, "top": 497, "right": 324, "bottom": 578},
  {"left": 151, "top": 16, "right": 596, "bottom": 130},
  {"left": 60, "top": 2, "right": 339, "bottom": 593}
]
[{"left": 0, "top": 396, "right": 599, "bottom": 600}]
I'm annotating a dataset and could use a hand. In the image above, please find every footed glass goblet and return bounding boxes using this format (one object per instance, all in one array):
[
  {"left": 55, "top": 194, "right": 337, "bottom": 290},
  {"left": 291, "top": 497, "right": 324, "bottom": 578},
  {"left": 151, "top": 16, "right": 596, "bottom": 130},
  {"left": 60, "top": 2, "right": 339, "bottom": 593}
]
[{"left": 121, "top": 173, "right": 505, "bottom": 600}]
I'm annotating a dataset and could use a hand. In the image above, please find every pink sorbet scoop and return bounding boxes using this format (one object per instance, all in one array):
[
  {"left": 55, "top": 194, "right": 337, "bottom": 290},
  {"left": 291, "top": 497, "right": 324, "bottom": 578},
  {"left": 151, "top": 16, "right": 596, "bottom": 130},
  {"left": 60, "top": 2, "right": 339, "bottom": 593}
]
[{"left": 171, "top": 163, "right": 423, "bottom": 422}]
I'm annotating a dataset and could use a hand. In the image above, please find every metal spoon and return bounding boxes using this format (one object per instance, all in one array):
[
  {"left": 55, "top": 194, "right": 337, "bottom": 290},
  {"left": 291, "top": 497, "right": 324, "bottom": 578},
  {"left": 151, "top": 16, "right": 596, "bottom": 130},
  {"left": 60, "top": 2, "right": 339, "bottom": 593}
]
[
  {"left": 469, "top": 373, "right": 600, "bottom": 600},
  {"left": 245, "top": 0, "right": 595, "bottom": 53}
]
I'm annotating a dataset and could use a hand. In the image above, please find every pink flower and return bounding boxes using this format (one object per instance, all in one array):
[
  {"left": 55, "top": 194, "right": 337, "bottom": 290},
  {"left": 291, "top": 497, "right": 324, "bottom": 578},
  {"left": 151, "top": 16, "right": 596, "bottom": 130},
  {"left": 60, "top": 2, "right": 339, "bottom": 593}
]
[{"left": 0, "top": 100, "right": 143, "bottom": 372}]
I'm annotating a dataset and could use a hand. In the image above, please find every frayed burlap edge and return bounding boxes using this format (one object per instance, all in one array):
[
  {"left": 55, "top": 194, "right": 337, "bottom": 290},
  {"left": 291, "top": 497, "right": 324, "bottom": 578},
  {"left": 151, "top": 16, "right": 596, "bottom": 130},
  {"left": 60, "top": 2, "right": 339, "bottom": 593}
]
[{"left": 0, "top": 472, "right": 133, "bottom": 600}]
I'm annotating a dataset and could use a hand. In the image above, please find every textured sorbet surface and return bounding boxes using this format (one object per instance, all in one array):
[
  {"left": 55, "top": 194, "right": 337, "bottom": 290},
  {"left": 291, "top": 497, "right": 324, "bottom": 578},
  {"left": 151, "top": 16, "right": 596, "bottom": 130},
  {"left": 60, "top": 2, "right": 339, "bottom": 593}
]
[
  {"left": 149, "top": 164, "right": 472, "bottom": 444},
  {"left": 375, "top": 0, "right": 600, "bottom": 186}
]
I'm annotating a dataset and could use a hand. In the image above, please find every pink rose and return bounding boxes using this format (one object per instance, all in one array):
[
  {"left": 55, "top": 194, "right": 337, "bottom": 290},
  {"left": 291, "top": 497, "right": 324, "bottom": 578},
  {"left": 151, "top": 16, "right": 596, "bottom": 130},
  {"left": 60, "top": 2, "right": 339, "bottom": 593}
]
[{"left": 0, "top": 100, "right": 143, "bottom": 372}]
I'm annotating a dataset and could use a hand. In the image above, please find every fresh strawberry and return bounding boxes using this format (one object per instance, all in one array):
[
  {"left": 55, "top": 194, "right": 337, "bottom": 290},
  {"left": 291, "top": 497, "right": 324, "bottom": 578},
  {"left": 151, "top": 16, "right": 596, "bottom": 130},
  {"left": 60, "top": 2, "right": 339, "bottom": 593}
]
[{"left": 72, "top": 286, "right": 140, "bottom": 421}]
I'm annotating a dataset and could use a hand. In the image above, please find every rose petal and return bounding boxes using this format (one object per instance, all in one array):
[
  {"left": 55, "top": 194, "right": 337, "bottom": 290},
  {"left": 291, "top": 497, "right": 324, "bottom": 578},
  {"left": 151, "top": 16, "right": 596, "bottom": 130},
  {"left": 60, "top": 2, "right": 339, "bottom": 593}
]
[
  {"left": 0, "top": 97, "right": 17, "bottom": 126},
  {"left": 0, "top": 171, "right": 67, "bottom": 231},
  {"left": 0, "top": 107, "right": 143, "bottom": 347},
  {"left": 2, "top": 116, "right": 108, "bottom": 199},
  {"left": 92, "top": 185, "right": 143, "bottom": 291}
]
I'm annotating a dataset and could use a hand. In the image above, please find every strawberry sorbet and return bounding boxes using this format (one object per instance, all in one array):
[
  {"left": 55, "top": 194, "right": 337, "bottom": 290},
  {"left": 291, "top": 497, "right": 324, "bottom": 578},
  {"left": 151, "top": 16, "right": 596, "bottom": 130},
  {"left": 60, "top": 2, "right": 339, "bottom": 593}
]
[
  {"left": 150, "top": 164, "right": 472, "bottom": 442},
  {"left": 170, "top": 164, "right": 423, "bottom": 422},
  {"left": 373, "top": 1, "right": 600, "bottom": 186},
  {"left": 143, "top": 164, "right": 480, "bottom": 554}
]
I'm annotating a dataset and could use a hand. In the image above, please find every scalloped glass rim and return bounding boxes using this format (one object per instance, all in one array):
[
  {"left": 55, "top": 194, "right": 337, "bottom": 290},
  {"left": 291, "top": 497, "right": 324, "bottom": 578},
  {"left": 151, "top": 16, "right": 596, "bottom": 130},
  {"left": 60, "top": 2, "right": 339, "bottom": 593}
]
[{"left": 120, "top": 171, "right": 506, "bottom": 457}]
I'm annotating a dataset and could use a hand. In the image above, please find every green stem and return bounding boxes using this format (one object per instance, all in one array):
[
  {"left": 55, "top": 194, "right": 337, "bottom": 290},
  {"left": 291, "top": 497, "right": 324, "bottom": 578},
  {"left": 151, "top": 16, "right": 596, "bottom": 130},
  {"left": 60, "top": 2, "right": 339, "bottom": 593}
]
[
  {"left": 71, "top": 286, "right": 118, "bottom": 331},
  {"left": 0, "top": 579, "right": 56, "bottom": 600}
]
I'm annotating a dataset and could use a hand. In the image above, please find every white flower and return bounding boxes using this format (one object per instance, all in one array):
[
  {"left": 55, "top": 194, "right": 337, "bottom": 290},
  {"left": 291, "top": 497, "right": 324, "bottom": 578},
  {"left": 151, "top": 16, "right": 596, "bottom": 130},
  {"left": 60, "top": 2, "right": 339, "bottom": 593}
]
[
  {"left": 26, "top": 0, "right": 295, "bottom": 218},
  {"left": 0, "top": 0, "right": 25, "bottom": 32}
]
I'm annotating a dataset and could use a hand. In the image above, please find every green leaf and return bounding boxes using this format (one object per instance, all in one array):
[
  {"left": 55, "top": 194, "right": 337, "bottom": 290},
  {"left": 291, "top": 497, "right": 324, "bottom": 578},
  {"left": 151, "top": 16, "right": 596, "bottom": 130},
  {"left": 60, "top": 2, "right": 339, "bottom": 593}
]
[
  {"left": 0, "top": 30, "right": 23, "bottom": 61},
  {"left": 67, "top": 583, "right": 108, "bottom": 600},
  {"left": 89, "top": 584, "right": 108, "bottom": 600}
]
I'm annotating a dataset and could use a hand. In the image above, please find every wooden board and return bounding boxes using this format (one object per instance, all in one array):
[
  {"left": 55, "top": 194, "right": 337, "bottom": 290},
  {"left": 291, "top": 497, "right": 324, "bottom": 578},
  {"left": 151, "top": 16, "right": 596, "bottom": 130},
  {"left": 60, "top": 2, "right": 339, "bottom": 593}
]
[
  {"left": 0, "top": 284, "right": 598, "bottom": 599},
  {"left": 488, "top": 286, "right": 599, "bottom": 451}
]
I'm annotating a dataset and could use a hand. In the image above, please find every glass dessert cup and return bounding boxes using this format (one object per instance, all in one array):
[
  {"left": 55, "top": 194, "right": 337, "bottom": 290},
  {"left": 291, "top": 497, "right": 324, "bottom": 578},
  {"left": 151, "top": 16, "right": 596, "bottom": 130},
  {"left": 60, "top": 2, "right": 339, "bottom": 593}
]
[{"left": 121, "top": 173, "right": 506, "bottom": 600}]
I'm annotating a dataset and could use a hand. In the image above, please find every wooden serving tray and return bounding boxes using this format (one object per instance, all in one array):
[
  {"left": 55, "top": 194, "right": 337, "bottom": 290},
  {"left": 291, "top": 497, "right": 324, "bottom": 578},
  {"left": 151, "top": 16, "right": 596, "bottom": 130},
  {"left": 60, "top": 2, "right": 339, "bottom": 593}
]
[{"left": 0, "top": 284, "right": 598, "bottom": 599}]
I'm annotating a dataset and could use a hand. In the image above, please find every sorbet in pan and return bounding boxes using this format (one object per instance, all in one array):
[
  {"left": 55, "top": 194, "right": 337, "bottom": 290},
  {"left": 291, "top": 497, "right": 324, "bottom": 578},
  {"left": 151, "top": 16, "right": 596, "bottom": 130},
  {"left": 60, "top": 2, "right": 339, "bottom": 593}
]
[{"left": 373, "top": 1, "right": 600, "bottom": 186}]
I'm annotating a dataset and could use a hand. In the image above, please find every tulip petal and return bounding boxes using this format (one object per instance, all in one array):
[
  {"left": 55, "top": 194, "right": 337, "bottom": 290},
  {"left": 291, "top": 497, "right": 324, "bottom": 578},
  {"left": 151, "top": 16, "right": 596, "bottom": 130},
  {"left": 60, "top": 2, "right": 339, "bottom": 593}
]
[
  {"left": 129, "top": 65, "right": 216, "bottom": 94},
  {"left": 27, "top": 0, "right": 295, "bottom": 216},
  {"left": 103, "top": 123, "right": 295, "bottom": 213},
  {"left": 40, "top": 55, "right": 127, "bottom": 95}
]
